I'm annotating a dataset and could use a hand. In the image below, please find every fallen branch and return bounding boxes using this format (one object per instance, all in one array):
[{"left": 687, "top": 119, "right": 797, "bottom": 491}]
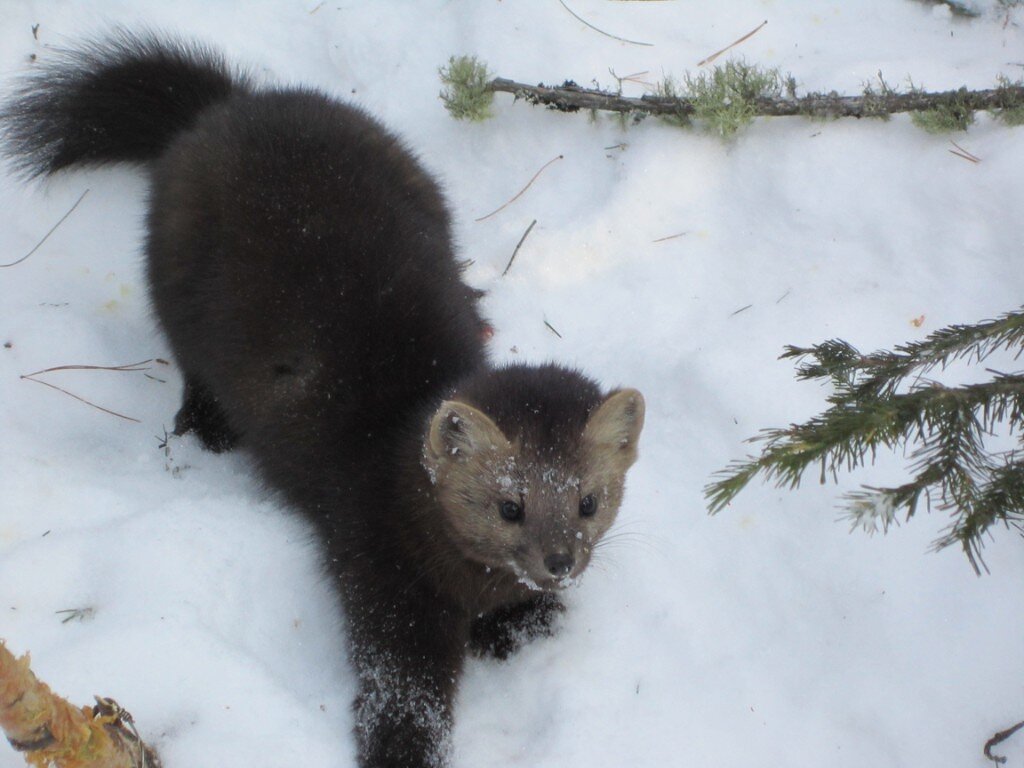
[
  {"left": 0, "top": 641, "right": 160, "bottom": 768},
  {"left": 440, "top": 55, "right": 1024, "bottom": 136},
  {"left": 487, "top": 77, "right": 1024, "bottom": 121}
]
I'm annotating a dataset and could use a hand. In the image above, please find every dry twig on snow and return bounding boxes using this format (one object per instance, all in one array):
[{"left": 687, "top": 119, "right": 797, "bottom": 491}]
[
  {"left": 20, "top": 358, "right": 168, "bottom": 423},
  {"left": 475, "top": 155, "right": 563, "bottom": 221},
  {"left": 486, "top": 78, "right": 1024, "bottom": 122},
  {"left": 441, "top": 55, "right": 1024, "bottom": 137},
  {"left": 0, "top": 189, "right": 90, "bottom": 269},
  {"left": 984, "top": 719, "right": 1024, "bottom": 765},
  {"left": 697, "top": 20, "right": 767, "bottom": 66}
]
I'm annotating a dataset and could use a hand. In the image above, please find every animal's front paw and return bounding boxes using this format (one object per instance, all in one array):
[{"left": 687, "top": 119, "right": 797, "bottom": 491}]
[{"left": 469, "top": 593, "right": 565, "bottom": 660}]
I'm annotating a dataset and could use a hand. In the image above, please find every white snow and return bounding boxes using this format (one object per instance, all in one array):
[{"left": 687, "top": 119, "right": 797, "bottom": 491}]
[{"left": 2, "top": 2, "right": 1023, "bottom": 767}]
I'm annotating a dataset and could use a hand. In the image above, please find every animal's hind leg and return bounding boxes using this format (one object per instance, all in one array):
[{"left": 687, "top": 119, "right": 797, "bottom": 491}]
[{"left": 173, "top": 376, "right": 239, "bottom": 452}]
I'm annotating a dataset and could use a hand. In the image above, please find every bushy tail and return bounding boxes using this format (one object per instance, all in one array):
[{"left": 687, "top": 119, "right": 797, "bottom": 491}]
[{"left": 0, "top": 30, "right": 248, "bottom": 178}]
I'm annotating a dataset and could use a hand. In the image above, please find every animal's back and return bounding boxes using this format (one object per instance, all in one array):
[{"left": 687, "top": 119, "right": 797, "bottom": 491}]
[
  {"left": 146, "top": 89, "right": 488, "bottom": 456},
  {"left": 0, "top": 32, "right": 487, "bottom": 459}
]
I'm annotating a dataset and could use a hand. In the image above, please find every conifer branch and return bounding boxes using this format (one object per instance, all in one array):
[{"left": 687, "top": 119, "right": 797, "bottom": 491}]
[
  {"left": 706, "top": 309, "right": 1024, "bottom": 572},
  {"left": 783, "top": 310, "right": 1024, "bottom": 397}
]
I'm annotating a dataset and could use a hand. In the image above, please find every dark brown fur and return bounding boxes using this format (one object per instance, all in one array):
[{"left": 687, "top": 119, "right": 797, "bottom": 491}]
[{"left": 0, "top": 32, "right": 645, "bottom": 768}]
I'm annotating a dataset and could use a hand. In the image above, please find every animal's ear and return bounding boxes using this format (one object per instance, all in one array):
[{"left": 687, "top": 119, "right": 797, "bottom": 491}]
[
  {"left": 425, "top": 400, "right": 511, "bottom": 467},
  {"left": 581, "top": 388, "right": 645, "bottom": 470}
]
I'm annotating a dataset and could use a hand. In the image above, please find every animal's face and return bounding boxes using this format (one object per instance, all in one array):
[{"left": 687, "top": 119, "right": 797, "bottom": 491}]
[{"left": 422, "top": 389, "right": 644, "bottom": 590}]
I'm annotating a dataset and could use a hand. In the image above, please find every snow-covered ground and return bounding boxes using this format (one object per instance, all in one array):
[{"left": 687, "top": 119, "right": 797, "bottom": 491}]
[{"left": 1, "top": 2, "right": 1022, "bottom": 766}]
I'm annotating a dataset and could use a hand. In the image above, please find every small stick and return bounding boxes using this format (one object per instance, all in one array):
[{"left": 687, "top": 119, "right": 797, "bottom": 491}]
[
  {"left": 0, "top": 188, "right": 90, "bottom": 269},
  {"left": 19, "top": 357, "right": 163, "bottom": 423},
  {"left": 486, "top": 77, "right": 1024, "bottom": 120},
  {"left": 557, "top": 0, "right": 653, "bottom": 47},
  {"left": 610, "top": 68, "right": 654, "bottom": 90},
  {"left": 543, "top": 319, "right": 563, "bottom": 338},
  {"left": 984, "top": 719, "right": 1024, "bottom": 765},
  {"left": 946, "top": 150, "right": 978, "bottom": 163},
  {"left": 698, "top": 19, "right": 768, "bottom": 66},
  {"left": 730, "top": 304, "right": 753, "bottom": 317},
  {"left": 948, "top": 140, "right": 981, "bottom": 163},
  {"left": 502, "top": 219, "right": 538, "bottom": 276},
  {"left": 618, "top": 70, "right": 651, "bottom": 85},
  {"left": 476, "top": 155, "right": 563, "bottom": 222},
  {"left": 652, "top": 231, "right": 686, "bottom": 243},
  {"left": 55, "top": 607, "right": 96, "bottom": 624},
  {"left": 21, "top": 358, "right": 159, "bottom": 378},
  {"left": 20, "top": 377, "right": 141, "bottom": 423}
]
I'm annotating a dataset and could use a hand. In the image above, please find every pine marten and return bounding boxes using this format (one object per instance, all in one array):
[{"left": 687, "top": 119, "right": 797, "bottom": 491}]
[{"left": 1, "top": 32, "right": 645, "bottom": 768}]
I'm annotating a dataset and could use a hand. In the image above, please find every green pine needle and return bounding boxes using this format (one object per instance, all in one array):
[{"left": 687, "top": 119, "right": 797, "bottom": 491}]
[{"left": 707, "top": 308, "right": 1024, "bottom": 572}]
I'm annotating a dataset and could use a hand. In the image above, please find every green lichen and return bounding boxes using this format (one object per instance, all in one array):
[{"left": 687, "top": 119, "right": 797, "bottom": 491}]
[
  {"left": 439, "top": 55, "right": 494, "bottom": 121},
  {"left": 682, "top": 60, "right": 783, "bottom": 137},
  {"left": 653, "top": 77, "right": 691, "bottom": 128},
  {"left": 795, "top": 90, "right": 843, "bottom": 122},
  {"left": 993, "top": 76, "right": 1024, "bottom": 126},
  {"left": 858, "top": 72, "right": 896, "bottom": 121},
  {"left": 996, "top": 105, "right": 1024, "bottom": 126},
  {"left": 911, "top": 87, "right": 975, "bottom": 133}
]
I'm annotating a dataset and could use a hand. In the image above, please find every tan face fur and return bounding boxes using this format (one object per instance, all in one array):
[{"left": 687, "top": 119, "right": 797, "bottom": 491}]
[{"left": 422, "top": 389, "right": 645, "bottom": 591}]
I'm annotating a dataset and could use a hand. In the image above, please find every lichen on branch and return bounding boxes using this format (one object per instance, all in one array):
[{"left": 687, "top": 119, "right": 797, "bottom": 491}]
[
  {"left": 438, "top": 55, "right": 1024, "bottom": 138},
  {"left": 439, "top": 55, "right": 494, "bottom": 122}
]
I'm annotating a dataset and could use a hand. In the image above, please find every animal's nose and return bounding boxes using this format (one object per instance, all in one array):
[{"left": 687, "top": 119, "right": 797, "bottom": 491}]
[{"left": 544, "top": 552, "right": 574, "bottom": 577}]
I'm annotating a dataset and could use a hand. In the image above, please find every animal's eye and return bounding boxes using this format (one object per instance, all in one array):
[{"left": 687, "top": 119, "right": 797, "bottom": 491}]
[
  {"left": 579, "top": 494, "right": 597, "bottom": 518},
  {"left": 499, "top": 500, "right": 524, "bottom": 523}
]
